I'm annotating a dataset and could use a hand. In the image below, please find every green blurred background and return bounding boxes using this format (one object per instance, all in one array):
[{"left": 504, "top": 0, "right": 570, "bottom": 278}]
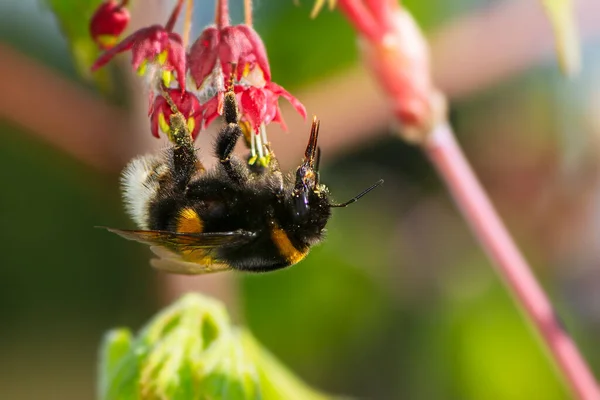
[{"left": 2, "top": 0, "right": 600, "bottom": 399}]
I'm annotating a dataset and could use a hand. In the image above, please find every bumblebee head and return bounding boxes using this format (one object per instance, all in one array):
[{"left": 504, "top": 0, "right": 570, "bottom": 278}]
[
  {"left": 292, "top": 117, "right": 324, "bottom": 221},
  {"left": 289, "top": 118, "right": 384, "bottom": 240}
]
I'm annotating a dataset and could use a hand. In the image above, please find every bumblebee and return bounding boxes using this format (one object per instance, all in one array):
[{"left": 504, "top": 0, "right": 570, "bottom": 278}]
[{"left": 104, "top": 89, "right": 382, "bottom": 274}]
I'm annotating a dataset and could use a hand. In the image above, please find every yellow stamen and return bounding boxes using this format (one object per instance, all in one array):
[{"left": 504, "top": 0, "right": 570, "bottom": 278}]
[
  {"left": 187, "top": 117, "right": 195, "bottom": 134},
  {"left": 240, "top": 120, "right": 253, "bottom": 146},
  {"left": 156, "top": 50, "right": 168, "bottom": 65},
  {"left": 137, "top": 59, "right": 148, "bottom": 76},
  {"left": 162, "top": 70, "right": 173, "bottom": 87},
  {"left": 96, "top": 34, "right": 118, "bottom": 49},
  {"left": 310, "top": 0, "right": 337, "bottom": 18},
  {"left": 242, "top": 63, "right": 251, "bottom": 77},
  {"left": 158, "top": 112, "right": 170, "bottom": 134},
  {"left": 248, "top": 155, "right": 258, "bottom": 165}
]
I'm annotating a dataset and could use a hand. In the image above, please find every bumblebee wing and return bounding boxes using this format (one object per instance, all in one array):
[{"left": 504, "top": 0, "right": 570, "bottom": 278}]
[
  {"left": 100, "top": 227, "right": 256, "bottom": 275},
  {"left": 102, "top": 227, "right": 255, "bottom": 248},
  {"left": 149, "top": 246, "right": 230, "bottom": 275}
]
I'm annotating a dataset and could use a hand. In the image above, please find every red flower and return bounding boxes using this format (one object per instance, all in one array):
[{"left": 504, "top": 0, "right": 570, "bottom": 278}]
[
  {"left": 239, "top": 82, "right": 307, "bottom": 133},
  {"left": 150, "top": 89, "right": 202, "bottom": 139},
  {"left": 188, "top": 24, "right": 271, "bottom": 91},
  {"left": 199, "top": 82, "right": 306, "bottom": 134},
  {"left": 92, "top": 25, "right": 186, "bottom": 91},
  {"left": 89, "top": 0, "right": 130, "bottom": 50},
  {"left": 200, "top": 92, "right": 223, "bottom": 130}
]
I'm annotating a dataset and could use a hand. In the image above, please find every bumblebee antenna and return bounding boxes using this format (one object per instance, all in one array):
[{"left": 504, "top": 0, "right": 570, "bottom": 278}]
[
  {"left": 315, "top": 146, "right": 322, "bottom": 172},
  {"left": 305, "top": 116, "right": 320, "bottom": 166},
  {"left": 314, "top": 146, "right": 322, "bottom": 184},
  {"left": 329, "top": 179, "right": 384, "bottom": 208}
]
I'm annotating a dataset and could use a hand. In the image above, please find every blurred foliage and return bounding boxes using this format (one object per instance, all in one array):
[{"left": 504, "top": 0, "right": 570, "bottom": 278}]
[
  {"left": 255, "top": 2, "right": 356, "bottom": 88},
  {"left": 540, "top": 0, "right": 581, "bottom": 77},
  {"left": 99, "top": 293, "right": 330, "bottom": 400},
  {"left": 2, "top": 0, "right": 599, "bottom": 399},
  {"left": 0, "top": 120, "right": 156, "bottom": 399},
  {"left": 42, "top": 0, "right": 114, "bottom": 90}
]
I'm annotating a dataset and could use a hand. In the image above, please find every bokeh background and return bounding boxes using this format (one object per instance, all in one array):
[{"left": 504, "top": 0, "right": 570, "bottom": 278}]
[{"left": 2, "top": 0, "right": 600, "bottom": 399}]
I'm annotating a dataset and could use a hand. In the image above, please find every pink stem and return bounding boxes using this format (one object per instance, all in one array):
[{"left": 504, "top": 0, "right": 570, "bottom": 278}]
[
  {"left": 363, "top": 0, "right": 393, "bottom": 32},
  {"left": 165, "top": 0, "right": 184, "bottom": 32},
  {"left": 425, "top": 123, "right": 600, "bottom": 400},
  {"left": 216, "top": 0, "right": 230, "bottom": 28},
  {"left": 337, "top": 0, "right": 383, "bottom": 42},
  {"left": 244, "top": 0, "right": 253, "bottom": 26}
]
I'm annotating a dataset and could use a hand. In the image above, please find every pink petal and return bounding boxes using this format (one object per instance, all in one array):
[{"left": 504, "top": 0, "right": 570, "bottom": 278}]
[
  {"left": 150, "top": 109, "right": 161, "bottom": 138},
  {"left": 240, "top": 87, "right": 267, "bottom": 132},
  {"left": 237, "top": 25, "right": 271, "bottom": 82},
  {"left": 167, "top": 33, "right": 187, "bottom": 91},
  {"left": 266, "top": 82, "right": 307, "bottom": 120},
  {"left": 130, "top": 27, "right": 169, "bottom": 70},
  {"left": 91, "top": 26, "right": 144, "bottom": 70},
  {"left": 219, "top": 26, "right": 250, "bottom": 81},
  {"left": 201, "top": 96, "right": 220, "bottom": 129},
  {"left": 263, "top": 89, "right": 279, "bottom": 125},
  {"left": 188, "top": 27, "right": 220, "bottom": 88},
  {"left": 217, "top": 91, "right": 225, "bottom": 116},
  {"left": 191, "top": 115, "right": 202, "bottom": 139},
  {"left": 219, "top": 26, "right": 246, "bottom": 63}
]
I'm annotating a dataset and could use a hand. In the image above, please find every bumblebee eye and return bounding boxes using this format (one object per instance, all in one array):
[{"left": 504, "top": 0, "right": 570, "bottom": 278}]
[
  {"left": 293, "top": 192, "right": 310, "bottom": 219},
  {"left": 295, "top": 165, "right": 317, "bottom": 191}
]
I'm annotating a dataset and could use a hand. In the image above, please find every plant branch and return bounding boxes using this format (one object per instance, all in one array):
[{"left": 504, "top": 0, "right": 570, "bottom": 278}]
[
  {"left": 244, "top": 0, "right": 253, "bottom": 26},
  {"left": 216, "top": 0, "right": 230, "bottom": 28},
  {"left": 424, "top": 123, "right": 600, "bottom": 400},
  {"left": 337, "top": 0, "right": 382, "bottom": 42},
  {"left": 182, "top": 0, "right": 194, "bottom": 48},
  {"left": 165, "top": 0, "right": 184, "bottom": 32},
  {"left": 363, "top": 0, "right": 392, "bottom": 32}
]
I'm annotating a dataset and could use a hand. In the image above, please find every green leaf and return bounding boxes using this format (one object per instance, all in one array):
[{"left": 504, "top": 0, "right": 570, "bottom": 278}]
[
  {"left": 98, "top": 329, "right": 134, "bottom": 400},
  {"left": 98, "top": 293, "right": 332, "bottom": 400},
  {"left": 41, "top": 0, "right": 114, "bottom": 90},
  {"left": 242, "top": 331, "right": 331, "bottom": 400},
  {"left": 540, "top": 0, "right": 581, "bottom": 77}
]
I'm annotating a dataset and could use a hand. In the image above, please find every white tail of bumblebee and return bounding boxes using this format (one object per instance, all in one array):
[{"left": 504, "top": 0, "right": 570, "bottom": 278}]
[{"left": 121, "top": 154, "right": 167, "bottom": 230}]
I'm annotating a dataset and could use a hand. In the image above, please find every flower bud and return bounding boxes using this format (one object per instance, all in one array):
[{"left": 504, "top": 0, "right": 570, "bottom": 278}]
[
  {"left": 89, "top": 0, "right": 130, "bottom": 50},
  {"left": 359, "top": 8, "right": 445, "bottom": 142}
]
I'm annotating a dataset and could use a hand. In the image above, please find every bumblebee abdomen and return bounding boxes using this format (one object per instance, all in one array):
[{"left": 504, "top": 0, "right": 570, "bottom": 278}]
[
  {"left": 121, "top": 154, "right": 169, "bottom": 230},
  {"left": 218, "top": 223, "right": 309, "bottom": 272}
]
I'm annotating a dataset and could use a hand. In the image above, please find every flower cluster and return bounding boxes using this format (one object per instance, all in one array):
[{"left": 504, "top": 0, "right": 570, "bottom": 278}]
[{"left": 89, "top": 0, "right": 306, "bottom": 164}]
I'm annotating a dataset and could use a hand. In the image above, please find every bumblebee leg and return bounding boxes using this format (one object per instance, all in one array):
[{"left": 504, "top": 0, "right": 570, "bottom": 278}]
[
  {"left": 215, "top": 91, "right": 249, "bottom": 184},
  {"left": 169, "top": 112, "right": 203, "bottom": 191},
  {"left": 155, "top": 85, "right": 205, "bottom": 191}
]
